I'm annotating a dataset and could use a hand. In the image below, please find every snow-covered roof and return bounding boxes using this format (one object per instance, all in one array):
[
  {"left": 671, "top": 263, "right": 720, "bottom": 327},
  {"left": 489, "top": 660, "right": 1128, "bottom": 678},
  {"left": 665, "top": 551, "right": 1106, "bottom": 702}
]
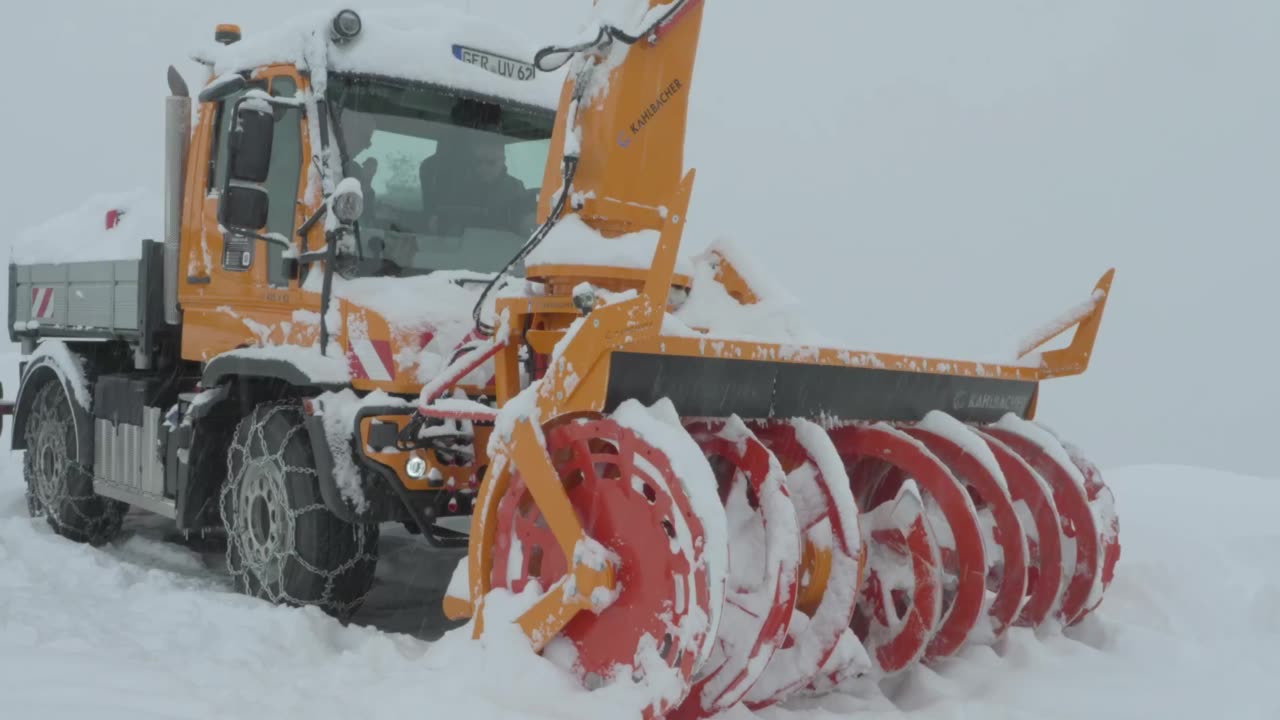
[{"left": 193, "top": 6, "right": 566, "bottom": 111}]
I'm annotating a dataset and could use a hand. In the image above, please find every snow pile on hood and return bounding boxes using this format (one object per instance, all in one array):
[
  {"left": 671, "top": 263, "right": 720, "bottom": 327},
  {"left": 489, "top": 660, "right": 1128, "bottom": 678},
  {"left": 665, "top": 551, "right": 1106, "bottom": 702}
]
[
  {"left": 195, "top": 6, "right": 565, "bottom": 110},
  {"left": 329, "top": 270, "right": 524, "bottom": 385},
  {"left": 11, "top": 189, "right": 161, "bottom": 265},
  {"left": 329, "top": 271, "right": 492, "bottom": 335}
]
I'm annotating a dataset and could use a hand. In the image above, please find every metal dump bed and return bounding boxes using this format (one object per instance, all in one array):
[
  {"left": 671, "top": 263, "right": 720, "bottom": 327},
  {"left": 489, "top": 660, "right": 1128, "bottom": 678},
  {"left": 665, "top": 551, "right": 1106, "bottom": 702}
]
[{"left": 8, "top": 240, "right": 165, "bottom": 345}]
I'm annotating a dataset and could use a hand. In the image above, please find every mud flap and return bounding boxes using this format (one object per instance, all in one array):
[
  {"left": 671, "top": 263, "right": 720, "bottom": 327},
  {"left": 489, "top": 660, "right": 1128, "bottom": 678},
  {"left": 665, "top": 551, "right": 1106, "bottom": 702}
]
[
  {"left": 304, "top": 410, "right": 405, "bottom": 527},
  {"left": 0, "top": 381, "right": 10, "bottom": 436},
  {"left": 304, "top": 411, "right": 362, "bottom": 524}
]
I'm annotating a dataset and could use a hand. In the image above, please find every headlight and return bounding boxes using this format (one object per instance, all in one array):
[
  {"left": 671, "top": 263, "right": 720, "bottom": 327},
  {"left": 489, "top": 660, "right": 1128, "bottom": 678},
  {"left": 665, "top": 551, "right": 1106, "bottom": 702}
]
[
  {"left": 331, "top": 10, "right": 362, "bottom": 43},
  {"left": 331, "top": 178, "right": 364, "bottom": 224},
  {"left": 406, "top": 455, "right": 428, "bottom": 480}
]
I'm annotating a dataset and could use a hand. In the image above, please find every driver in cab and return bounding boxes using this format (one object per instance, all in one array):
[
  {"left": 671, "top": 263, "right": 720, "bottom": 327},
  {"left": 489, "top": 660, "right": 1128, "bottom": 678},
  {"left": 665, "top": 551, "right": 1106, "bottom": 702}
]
[{"left": 417, "top": 103, "right": 534, "bottom": 238}]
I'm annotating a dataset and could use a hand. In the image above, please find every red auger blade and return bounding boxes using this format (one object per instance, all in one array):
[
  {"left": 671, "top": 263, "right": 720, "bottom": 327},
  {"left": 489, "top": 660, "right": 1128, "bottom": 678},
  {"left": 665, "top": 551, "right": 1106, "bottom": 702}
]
[
  {"left": 1061, "top": 440, "right": 1120, "bottom": 623},
  {"left": 848, "top": 470, "right": 941, "bottom": 674},
  {"left": 671, "top": 418, "right": 801, "bottom": 719},
  {"left": 489, "top": 416, "right": 716, "bottom": 720},
  {"left": 904, "top": 412, "right": 1028, "bottom": 645},
  {"left": 833, "top": 423, "right": 988, "bottom": 663},
  {"left": 744, "top": 419, "right": 866, "bottom": 708},
  {"left": 972, "top": 429, "right": 1066, "bottom": 627},
  {"left": 985, "top": 417, "right": 1100, "bottom": 625}
]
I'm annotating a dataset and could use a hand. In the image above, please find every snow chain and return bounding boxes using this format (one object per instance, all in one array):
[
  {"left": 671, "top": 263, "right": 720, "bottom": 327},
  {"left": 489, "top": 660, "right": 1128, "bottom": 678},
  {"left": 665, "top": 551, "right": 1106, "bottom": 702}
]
[{"left": 221, "top": 405, "right": 378, "bottom": 617}]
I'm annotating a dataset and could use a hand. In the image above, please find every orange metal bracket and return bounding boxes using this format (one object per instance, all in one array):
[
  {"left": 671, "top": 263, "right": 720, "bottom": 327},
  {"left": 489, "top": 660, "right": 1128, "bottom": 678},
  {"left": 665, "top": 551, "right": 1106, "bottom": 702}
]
[
  {"left": 1019, "top": 268, "right": 1116, "bottom": 380},
  {"left": 457, "top": 168, "right": 698, "bottom": 644},
  {"left": 642, "top": 170, "right": 696, "bottom": 305},
  {"left": 508, "top": 419, "right": 616, "bottom": 649},
  {"left": 709, "top": 248, "right": 761, "bottom": 306}
]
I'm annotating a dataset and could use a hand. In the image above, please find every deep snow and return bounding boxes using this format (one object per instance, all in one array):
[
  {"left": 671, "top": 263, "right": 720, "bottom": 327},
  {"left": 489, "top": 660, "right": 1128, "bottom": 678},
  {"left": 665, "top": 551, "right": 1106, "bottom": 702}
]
[{"left": 0, "top": 349, "right": 1274, "bottom": 719}]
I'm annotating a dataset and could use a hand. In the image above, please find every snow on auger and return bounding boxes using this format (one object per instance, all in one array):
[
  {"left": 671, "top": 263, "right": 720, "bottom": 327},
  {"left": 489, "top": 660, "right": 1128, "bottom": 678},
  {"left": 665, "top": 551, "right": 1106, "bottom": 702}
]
[{"left": 433, "top": 1, "right": 1121, "bottom": 716}]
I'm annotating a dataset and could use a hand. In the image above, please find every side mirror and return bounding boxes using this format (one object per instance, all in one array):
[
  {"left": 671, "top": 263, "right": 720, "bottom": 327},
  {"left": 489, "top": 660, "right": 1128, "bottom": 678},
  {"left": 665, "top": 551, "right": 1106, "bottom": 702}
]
[
  {"left": 228, "top": 97, "right": 275, "bottom": 183},
  {"left": 218, "top": 92, "right": 276, "bottom": 236},
  {"left": 198, "top": 73, "right": 247, "bottom": 103},
  {"left": 220, "top": 185, "right": 269, "bottom": 231}
]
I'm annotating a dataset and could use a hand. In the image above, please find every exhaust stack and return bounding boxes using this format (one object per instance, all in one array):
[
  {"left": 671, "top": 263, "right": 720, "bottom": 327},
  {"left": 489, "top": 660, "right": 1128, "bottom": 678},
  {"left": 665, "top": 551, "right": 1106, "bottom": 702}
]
[{"left": 163, "top": 66, "right": 191, "bottom": 326}]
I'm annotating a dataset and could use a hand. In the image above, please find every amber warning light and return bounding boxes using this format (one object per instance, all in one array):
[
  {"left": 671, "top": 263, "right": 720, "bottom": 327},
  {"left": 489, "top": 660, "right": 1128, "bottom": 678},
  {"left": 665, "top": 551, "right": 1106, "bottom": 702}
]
[{"left": 215, "top": 24, "right": 241, "bottom": 45}]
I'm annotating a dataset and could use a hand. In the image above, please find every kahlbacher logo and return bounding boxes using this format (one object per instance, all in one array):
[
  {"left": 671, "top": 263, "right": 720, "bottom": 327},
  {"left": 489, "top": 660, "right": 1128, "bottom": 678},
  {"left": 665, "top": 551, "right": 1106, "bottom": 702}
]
[
  {"left": 619, "top": 78, "right": 684, "bottom": 147},
  {"left": 952, "top": 391, "right": 1029, "bottom": 412}
]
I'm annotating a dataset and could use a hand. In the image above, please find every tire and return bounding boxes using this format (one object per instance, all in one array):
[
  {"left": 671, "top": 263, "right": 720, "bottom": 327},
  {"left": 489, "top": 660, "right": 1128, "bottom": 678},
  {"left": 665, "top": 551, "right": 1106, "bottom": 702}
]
[
  {"left": 220, "top": 402, "right": 379, "bottom": 619},
  {"left": 22, "top": 380, "right": 126, "bottom": 546}
]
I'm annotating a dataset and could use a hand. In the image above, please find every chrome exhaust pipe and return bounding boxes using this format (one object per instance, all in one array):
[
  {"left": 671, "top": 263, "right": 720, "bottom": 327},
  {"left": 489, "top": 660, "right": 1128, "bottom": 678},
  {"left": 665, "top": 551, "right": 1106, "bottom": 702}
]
[{"left": 163, "top": 66, "right": 191, "bottom": 326}]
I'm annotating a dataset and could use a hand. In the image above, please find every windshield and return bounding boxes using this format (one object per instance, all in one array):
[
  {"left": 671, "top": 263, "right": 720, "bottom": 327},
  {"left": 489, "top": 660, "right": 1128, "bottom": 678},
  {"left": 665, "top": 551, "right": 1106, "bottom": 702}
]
[{"left": 326, "top": 75, "right": 555, "bottom": 278}]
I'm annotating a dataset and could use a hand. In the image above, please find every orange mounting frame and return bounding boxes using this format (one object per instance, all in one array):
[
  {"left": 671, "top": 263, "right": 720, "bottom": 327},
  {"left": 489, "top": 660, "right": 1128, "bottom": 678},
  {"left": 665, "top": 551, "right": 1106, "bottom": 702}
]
[{"left": 442, "top": 0, "right": 1116, "bottom": 649}]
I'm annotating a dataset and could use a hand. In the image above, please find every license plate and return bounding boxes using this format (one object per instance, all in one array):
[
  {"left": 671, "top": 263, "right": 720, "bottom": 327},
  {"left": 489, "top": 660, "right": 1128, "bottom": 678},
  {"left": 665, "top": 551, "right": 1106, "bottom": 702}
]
[{"left": 452, "top": 45, "right": 537, "bottom": 82}]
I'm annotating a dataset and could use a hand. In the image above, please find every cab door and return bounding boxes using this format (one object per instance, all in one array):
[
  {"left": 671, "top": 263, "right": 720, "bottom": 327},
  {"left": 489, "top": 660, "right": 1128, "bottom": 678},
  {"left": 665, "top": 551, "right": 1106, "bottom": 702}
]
[{"left": 179, "top": 67, "right": 321, "bottom": 362}]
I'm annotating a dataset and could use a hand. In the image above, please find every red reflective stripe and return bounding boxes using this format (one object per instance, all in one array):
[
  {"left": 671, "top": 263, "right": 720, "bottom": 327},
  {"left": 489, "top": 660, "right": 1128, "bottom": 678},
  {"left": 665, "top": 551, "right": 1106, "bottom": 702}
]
[
  {"left": 373, "top": 339, "right": 395, "bottom": 380},
  {"left": 31, "top": 287, "right": 54, "bottom": 319},
  {"left": 347, "top": 348, "right": 369, "bottom": 380}
]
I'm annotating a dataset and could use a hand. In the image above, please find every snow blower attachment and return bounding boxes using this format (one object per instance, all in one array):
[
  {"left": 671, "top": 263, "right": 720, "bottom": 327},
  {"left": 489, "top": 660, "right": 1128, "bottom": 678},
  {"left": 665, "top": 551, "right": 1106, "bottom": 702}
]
[{"left": 434, "top": 1, "right": 1121, "bottom": 716}]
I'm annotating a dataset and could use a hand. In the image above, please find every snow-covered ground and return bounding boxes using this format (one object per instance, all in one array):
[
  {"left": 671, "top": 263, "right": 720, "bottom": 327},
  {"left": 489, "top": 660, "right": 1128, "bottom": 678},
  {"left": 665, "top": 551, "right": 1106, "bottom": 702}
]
[
  {"left": 3, "top": 1, "right": 1279, "bottom": 716},
  {"left": 2, "top": 369, "right": 1275, "bottom": 720}
]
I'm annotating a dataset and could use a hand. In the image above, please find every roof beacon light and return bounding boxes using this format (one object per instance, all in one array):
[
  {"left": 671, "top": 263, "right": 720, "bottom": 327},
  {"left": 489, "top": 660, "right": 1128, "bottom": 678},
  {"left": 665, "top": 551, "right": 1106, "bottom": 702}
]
[
  {"left": 215, "top": 24, "right": 242, "bottom": 45},
  {"left": 331, "top": 10, "right": 363, "bottom": 44}
]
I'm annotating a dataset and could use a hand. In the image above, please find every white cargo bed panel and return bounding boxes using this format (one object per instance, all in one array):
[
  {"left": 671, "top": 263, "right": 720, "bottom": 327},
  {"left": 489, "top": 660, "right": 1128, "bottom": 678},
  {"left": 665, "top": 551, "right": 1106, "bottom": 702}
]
[
  {"left": 9, "top": 239, "right": 164, "bottom": 341},
  {"left": 13, "top": 260, "right": 140, "bottom": 332}
]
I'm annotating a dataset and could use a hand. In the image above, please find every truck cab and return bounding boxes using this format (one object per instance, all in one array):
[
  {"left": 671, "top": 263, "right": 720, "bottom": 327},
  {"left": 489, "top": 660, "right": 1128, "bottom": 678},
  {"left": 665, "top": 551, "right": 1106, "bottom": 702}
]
[
  {"left": 6, "top": 8, "right": 562, "bottom": 619},
  {"left": 181, "top": 17, "right": 557, "bottom": 371}
]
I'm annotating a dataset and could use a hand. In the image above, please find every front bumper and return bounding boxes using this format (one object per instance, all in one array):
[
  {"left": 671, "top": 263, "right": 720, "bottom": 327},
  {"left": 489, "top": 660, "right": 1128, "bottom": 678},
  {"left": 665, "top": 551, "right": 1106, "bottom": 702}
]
[{"left": 335, "top": 404, "right": 488, "bottom": 547}]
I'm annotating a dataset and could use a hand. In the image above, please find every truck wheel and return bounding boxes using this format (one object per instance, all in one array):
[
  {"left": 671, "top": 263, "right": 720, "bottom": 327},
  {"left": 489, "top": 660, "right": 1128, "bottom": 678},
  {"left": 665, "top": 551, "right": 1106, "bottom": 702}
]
[
  {"left": 220, "top": 402, "right": 379, "bottom": 619},
  {"left": 22, "top": 380, "right": 126, "bottom": 546}
]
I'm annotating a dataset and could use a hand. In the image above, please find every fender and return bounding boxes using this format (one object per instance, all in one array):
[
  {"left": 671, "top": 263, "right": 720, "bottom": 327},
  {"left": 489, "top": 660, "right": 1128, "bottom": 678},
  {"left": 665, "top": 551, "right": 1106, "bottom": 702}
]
[
  {"left": 201, "top": 353, "right": 402, "bottom": 525},
  {"left": 201, "top": 352, "right": 349, "bottom": 391},
  {"left": 302, "top": 407, "right": 406, "bottom": 526},
  {"left": 10, "top": 342, "right": 96, "bottom": 464}
]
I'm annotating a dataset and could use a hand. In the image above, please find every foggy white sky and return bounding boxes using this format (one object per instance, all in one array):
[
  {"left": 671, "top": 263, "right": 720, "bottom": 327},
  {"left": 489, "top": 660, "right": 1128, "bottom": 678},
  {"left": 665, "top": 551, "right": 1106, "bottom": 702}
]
[{"left": 2, "top": 0, "right": 1278, "bottom": 477}]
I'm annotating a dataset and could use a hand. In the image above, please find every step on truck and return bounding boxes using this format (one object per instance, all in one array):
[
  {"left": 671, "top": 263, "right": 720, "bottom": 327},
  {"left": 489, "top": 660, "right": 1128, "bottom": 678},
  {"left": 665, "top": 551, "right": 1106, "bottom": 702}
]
[{"left": 5, "top": 8, "right": 562, "bottom": 617}]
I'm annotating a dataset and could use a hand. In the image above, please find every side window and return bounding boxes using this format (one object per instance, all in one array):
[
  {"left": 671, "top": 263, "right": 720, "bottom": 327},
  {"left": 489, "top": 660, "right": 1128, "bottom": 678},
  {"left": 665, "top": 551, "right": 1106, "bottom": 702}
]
[{"left": 265, "top": 77, "right": 302, "bottom": 287}]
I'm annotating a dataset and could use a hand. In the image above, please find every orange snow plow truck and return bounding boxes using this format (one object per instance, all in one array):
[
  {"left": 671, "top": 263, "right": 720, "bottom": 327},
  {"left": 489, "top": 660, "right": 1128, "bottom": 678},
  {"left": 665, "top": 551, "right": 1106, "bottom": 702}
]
[{"left": 3, "top": 3, "right": 1119, "bottom": 718}]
